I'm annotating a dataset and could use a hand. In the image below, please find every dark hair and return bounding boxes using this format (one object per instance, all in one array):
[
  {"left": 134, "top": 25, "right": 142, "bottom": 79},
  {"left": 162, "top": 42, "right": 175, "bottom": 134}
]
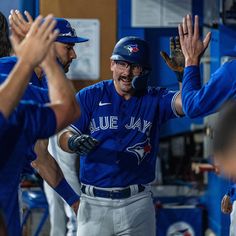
[
  {"left": 0, "top": 11, "right": 11, "bottom": 57},
  {"left": 213, "top": 101, "right": 236, "bottom": 155},
  {"left": 0, "top": 208, "right": 7, "bottom": 236}
]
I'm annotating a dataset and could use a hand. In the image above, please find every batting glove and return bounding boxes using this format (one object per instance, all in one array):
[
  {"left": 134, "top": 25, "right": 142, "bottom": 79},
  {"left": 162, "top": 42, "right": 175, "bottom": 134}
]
[{"left": 68, "top": 134, "right": 99, "bottom": 155}]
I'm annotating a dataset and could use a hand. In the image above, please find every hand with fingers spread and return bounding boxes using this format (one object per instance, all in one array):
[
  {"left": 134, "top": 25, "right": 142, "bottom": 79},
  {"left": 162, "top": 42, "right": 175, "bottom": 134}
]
[
  {"left": 9, "top": 10, "right": 33, "bottom": 43},
  {"left": 178, "top": 14, "right": 211, "bottom": 66},
  {"left": 11, "top": 14, "right": 59, "bottom": 68},
  {"left": 160, "top": 36, "right": 185, "bottom": 82}
]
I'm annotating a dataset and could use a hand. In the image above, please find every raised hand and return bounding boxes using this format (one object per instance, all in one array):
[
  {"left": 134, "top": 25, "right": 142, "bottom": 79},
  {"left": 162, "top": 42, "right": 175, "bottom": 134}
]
[
  {"left": 178, "top": 15, "right": 211, "bottom": 66},
  {"left": 160, "top": 36, "right": 185, "bottom": 82},
  {"left": 10, "top": 14, "right": 59, "bottom": 68},
  {"left": 9, "top": 10, "right": 33, "bottom": 42}
]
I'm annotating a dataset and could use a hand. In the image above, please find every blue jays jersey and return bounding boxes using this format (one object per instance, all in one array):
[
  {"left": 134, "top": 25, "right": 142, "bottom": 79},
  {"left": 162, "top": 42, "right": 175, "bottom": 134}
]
[
  {"left": 0, "top": 57, "right": 52, "bottom": 236},
  {"left": 0, "top": 112, "right": 7, "bottom": 136},
  {"left": 0, "top": 102, "right": 56, "bottom": 236},
  {"left": 227, "top": 182, "right": 236, "bottom": 202},
  {"left": 71, "top": 80, "right": 179, "bottom": 188},
  {"left": 0, "top": 56, "right": 50, "bottom": 171},
  {"left": 182, "top": 60, "right": 236, "bottom": 118},
  {"left": 0, "top": 56, "right": 49, "bottom": 103}
]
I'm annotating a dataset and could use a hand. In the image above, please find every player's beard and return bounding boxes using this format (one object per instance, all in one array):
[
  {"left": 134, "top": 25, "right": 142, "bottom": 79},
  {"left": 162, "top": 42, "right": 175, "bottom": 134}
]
[
  {"left": 63, "top": 61, "right": 72, "bottom": 73},
  {"left": 118, "top": 76, "right": 133, "bottom": 93},
  {"left": 57, "top": 57, "right": 72, "bottom": 73}
]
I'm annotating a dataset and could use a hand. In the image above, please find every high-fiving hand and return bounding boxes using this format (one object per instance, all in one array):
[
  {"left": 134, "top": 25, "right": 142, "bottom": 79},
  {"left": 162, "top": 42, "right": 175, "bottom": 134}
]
[
  {"left": 9, "top": 10, "right": 33, "bottom": 42},
  {"left": 178, "top": 15, "right": 211, "bottom": 66},
  {"left": 10, "top": 14, "right": 59, "bottom": 68}
]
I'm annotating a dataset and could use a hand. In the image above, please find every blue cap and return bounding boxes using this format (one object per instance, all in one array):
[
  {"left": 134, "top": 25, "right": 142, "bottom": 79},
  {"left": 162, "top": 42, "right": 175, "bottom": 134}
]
[
  {"left": 54, "top": 18, "right": 89, "bottom": 44},
  {"left": 223, "top": 45, "right": 236, "bottom": 57}
]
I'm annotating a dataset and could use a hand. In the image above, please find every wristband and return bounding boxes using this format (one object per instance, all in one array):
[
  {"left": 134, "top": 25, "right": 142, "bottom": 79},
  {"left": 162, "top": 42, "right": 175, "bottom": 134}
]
[
  {"left": 68, "top": 134, "right": 79, "bottom": 152},
  {"left": 54, "top": 178, "right": 80, "bottom": 205}
]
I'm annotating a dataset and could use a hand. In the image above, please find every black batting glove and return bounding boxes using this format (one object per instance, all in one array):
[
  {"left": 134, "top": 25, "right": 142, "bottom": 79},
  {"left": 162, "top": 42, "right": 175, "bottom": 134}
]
[{"left": 68, "top": 134, "right": 99, "bottom": 155}]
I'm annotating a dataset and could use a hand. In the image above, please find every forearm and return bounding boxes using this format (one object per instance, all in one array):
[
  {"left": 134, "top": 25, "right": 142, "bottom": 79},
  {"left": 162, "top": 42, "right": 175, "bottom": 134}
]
[
  {"left": 34, "top": 140, "right": 64, "bottom": 186},
  {"left": 33, "top": 142, "right": 80, "bottom": 205},
  {"left": 182, "top": 66, "right": 211, "bottom": 118},
  {"left": 182, "top": 65, "right": 234, "bottom": 118},
  {"left": 0, "top": 60, "right": 33, "bottom": 118},
  {"left": 43, "top": 61, "right": 80, "bottom": 131},
  {"left": 59, "top": 130, "right": 76, "bottom": 153}
]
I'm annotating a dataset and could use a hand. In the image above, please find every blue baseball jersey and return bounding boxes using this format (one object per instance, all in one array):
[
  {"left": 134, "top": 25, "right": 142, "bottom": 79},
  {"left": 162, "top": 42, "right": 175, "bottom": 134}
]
[
  {"left": 0, "top": 57, "right": 50, "bottom": 173},
  {"left": 0, "top": 57, "right": 52, "bottom": 236},
  {"left": 0, "top": 112, "right": 7, "bottom": 136},
  {"left": 227, "top": 182, "right": 236, "bottom": 202},
  {"left": 0, "top": 56, "right": 49, "bottom": 103},
  {"left": 182, "top": 60, "right": 236, "bottom": 118},
  {"left": 0, "top": 102, "right": 56, "bottom": 236},
  {"left": 70, "top": 80, "right": 179, "bottom": 188}
]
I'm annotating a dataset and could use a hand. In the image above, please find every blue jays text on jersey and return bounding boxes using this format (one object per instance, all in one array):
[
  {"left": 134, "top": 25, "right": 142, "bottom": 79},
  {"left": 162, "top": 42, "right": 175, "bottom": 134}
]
[
  {"left": 70, "top": 80, "right": 180, "bottom": 188},
  {"left": 182, "top": 60, "right": 236, "bottom": 118}
]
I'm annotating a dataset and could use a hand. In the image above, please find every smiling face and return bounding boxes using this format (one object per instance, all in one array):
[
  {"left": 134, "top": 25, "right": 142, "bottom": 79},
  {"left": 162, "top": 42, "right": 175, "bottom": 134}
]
[
  {"left": 110, "top": 60, "right": 143, "bottom": 97},
  {"left": 54, "top": 42, "right": 77, "bottom": 73}
]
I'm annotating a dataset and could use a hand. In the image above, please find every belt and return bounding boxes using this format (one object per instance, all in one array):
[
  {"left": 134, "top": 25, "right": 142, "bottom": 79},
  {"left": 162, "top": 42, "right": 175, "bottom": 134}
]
[{"left": 81, "top": 184, "right": 146, "bottom": 199}]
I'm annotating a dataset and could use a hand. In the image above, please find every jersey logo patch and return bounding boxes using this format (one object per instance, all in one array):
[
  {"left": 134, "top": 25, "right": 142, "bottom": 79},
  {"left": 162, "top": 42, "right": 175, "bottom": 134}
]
[
  {"left": 126, "top": 139, "right": 152, "bottom": 165},
  {"left": 124, "top": 44, "right": 139, "bottom": 55},
  {"left": 99, "top": 101, "right": 112, "bottom": 106}
]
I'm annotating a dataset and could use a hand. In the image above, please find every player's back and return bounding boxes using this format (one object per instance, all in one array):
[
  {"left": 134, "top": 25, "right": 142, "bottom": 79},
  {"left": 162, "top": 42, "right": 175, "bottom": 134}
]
[{"left": 0, "top": 101, "right": 56, "bottom": 236}]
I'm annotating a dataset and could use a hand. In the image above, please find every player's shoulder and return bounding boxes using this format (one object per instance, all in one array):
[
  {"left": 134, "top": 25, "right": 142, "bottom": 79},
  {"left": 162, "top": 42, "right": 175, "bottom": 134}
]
[
  {"left": 77, "top": 79, "right": 113, "bottom": 97},
  {"left": 223, "top": 59, "right": 236, "bottom": 71},
  {"left": 0, "top": 56, "right": 17, "bottom": 74}
]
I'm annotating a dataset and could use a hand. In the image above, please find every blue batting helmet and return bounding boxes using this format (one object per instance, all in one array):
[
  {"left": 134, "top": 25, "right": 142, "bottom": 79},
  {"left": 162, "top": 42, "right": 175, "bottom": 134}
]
[{"left": 111, "top": 36, "right": 151, "bottom": 69}]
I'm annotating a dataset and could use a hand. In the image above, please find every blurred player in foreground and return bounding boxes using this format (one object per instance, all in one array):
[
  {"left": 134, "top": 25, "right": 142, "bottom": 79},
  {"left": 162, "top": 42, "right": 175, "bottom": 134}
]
[{"left": 0, "top": 15, "right": 81, "bottom": 236}]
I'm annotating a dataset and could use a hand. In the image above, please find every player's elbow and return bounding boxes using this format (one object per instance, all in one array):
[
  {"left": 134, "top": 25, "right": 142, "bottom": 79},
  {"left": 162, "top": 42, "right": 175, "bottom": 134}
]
[
  {"left": 182, "top": 97, "right": 201, "bottom": 119},
  {"left": 183, "top": 106, "right": 200, "bottom": 119}
]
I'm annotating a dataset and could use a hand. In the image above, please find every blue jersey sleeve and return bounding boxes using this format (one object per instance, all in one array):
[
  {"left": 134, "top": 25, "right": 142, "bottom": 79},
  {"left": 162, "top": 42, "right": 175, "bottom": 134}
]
[
  {"left": 70, "top": 90, "right": 92, "bottom": 134},
  {"left": 158, "top": 88, "right": 180, "bottom": 125},
  {"left": 227, "top": 181, "right": 236, "bottom": 202},
  {"left": 182, "top": 61, "right": 236, "bottom": 118},
  {"left": 17, "top": 102, "right": 57, "bottom": 139}
]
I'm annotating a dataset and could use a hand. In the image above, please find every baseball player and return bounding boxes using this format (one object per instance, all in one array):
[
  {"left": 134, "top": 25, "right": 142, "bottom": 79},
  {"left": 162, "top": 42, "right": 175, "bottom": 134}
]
[
  {"left": 9, "top": 10, "right": 88, "bottom": 235},
  {"left": 213, "top": 102, "right": 236, "bottom": 235},
  {"left": 177, "top": 14, "right": 236, "bottom": 118},
  {"left": 41, "top": 36, "right": 185, "bottom": 236},
  {"left": 0, "top": 15, "right": 81, "bottom": 236},
  {"left": 214, "top": 101, "right": 236, "bottom": 180},
  {"left": 221, "top": 182, "right": 236, "bottom": 236}
]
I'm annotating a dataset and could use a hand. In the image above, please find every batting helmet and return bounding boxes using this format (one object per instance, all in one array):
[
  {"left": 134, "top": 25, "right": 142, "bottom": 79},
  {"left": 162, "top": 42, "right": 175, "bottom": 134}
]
[{"left": 111, "top": 36, "right": 151, "bottom": 70}]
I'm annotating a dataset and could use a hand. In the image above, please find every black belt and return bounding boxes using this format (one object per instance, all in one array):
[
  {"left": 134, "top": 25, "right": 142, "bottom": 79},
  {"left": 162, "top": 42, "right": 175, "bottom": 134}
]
[{"left": 81, "top": 184, "right": 145, "bottom": 199}]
